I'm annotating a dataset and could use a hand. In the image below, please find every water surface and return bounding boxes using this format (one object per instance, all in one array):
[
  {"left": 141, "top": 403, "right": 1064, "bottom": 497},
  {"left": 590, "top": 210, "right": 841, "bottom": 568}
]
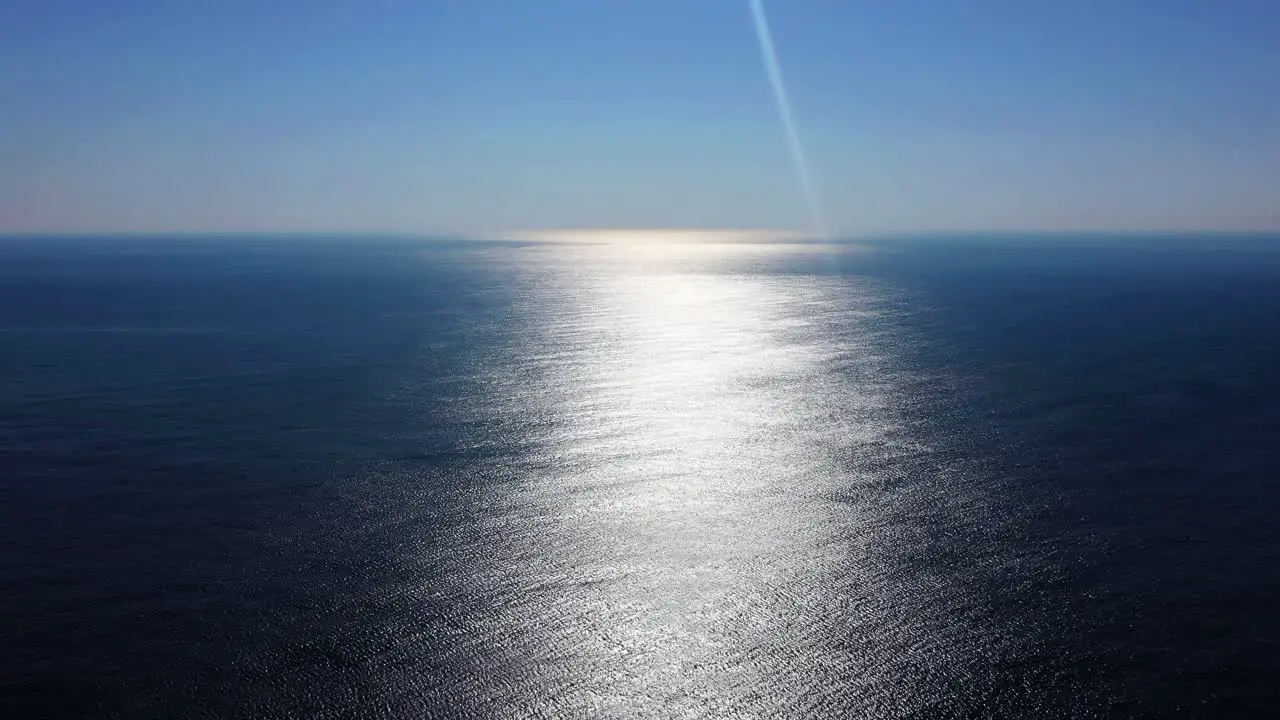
[{"left": 3, "top": 234, "right": 1279, "bottom": 717}]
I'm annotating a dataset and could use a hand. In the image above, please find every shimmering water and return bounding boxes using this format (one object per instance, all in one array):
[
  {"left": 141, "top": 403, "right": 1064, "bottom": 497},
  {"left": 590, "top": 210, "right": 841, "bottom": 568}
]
[{"left": 3, "top": 234, "right": 1280, "bottom": 717}]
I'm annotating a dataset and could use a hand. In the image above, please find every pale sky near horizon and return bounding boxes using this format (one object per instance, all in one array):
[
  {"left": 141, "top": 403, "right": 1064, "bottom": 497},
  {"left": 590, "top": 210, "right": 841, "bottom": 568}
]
[{"left": 3, "top": 0, "right": 1278, "bottom": 236}]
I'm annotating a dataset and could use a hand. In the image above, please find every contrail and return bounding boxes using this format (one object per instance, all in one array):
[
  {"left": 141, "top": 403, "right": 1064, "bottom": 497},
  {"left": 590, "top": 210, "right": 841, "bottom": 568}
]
[{"left": 749, "top": 0, "right": 827, "bottom": 239}]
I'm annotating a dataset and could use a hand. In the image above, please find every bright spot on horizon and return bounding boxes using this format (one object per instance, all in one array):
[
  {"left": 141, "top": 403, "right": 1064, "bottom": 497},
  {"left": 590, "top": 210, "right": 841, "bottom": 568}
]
[{"left": 497, "top": 229, "right": 812, "bottom": 244}]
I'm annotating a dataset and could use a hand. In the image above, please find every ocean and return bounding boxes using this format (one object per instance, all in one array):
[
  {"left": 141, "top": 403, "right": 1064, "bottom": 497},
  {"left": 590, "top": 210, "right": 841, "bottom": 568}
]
[{"left": 2, "top": 233, "right": 1279, "bottom": 718}]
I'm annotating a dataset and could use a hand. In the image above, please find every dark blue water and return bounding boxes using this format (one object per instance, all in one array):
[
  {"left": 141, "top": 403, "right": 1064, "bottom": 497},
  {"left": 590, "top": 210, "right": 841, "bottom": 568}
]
[{"left": 2, "top": 234, "right": 1279, "bottom": 718}]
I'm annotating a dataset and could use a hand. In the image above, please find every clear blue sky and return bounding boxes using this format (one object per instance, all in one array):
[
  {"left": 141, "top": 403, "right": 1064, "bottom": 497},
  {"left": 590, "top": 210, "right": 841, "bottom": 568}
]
[{"left": 3, "top": 0, "right": 1278, "bottom": 236}]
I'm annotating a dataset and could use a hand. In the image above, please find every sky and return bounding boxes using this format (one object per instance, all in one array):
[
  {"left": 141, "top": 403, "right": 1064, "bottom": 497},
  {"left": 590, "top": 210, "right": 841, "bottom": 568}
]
[{"left": 2, "top": 0, "right": 1278, "bottom": 237}]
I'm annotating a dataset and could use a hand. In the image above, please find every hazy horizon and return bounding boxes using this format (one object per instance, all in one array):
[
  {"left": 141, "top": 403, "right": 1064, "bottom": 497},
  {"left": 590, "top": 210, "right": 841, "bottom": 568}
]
[{"left": 4, "top": 228, "right": 1280, "bottom": 243}]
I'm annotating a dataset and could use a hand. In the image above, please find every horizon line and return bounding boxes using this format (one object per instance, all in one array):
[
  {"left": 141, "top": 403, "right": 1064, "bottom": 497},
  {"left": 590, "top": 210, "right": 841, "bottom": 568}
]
[{"left": 2, "top": 227, "right": 1279, "bottom": 242}]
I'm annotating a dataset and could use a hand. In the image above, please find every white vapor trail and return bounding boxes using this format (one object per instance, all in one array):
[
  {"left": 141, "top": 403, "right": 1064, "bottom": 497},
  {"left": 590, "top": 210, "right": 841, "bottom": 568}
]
[{"left": 748, "top": 0, "right": 827, "bottom": 239}]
